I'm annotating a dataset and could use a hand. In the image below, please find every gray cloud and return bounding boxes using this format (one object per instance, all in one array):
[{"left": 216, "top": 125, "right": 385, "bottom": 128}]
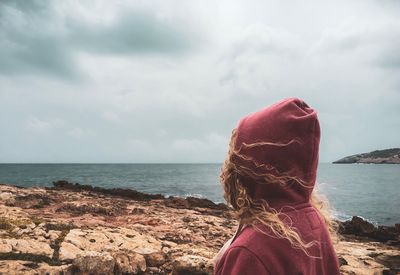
[
  {"left": 0, "top": 0, "right": 48, "bottom": 14},
  {"left": 0, "top": 1, "right": 199, "bottom": 80},
  {"left": 68, "top": 11, "right": 194, "bottom": 56},
  {"left": 0, "top": 0, "right": 77, "bottom": 79}
]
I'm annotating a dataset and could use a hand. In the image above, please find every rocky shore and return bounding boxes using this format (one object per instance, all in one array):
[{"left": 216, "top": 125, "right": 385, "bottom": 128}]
[
  {"left": 0, "top": 181, "right": 399, "bottom": 275},
  {"left": 333, "top": 148, "right": 400, "bottom": 164}
]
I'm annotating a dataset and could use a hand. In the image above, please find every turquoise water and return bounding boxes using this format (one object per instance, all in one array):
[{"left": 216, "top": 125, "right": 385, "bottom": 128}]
[{"left": 0, "top": 163, "right": 398, "bottom": 225}]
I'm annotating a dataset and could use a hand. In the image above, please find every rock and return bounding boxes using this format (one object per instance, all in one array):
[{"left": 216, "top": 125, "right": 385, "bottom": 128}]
[
  {"left": 27, "top": 223, "right": 36, "bottom": 229},
  {"left": 0, "top": 261, "right": 72, "bottom": 275},
  {"left": 162, "top": 240, "right": 178, "bottom": 248},
  {"left": 47, "top": 230, "right": 61, "bottom": 241},
  {"left": 4, "top": 239, "right": 53, "bottom": 257},
  {"left": 16, "top": 227, "right": 32, "bottom": 236},
  {"left": 0, "top": 192, "right": 14, "bottom": 201},
  {"left": 71, "top": 251, "right": 115, "bottom": 275},
  {"left": 32, "top": 227, "right": 46, "bottom": 237},
  {"left": 172, "top": 255, "right": 213, "bottom": 275},
  {"left": 340, "top": 216, "right": 375, "bottom": 235},
  {"left": 339, "top": 216, "right": 400, "bottom": 242},
  {"left": 147, "top": 267, "right": 162, "bottom": 274},
  {"left": 333, "top": 148, "right": 400, "bottom": 164},
  {"left": 372, "top": 226, "right": 400, "bottom": 242},
  {"left": 164, "top": 196, "right": 228, "bottom": 211},
  {"left": 145, "top": 251, "right": 167, "bottom": 267},
  {"left": 164, "top": 197, "right": 190, "bottom": 209},
  {"left": 113, "top": 252, "right": 146, "bottom": 274},
  {"left": 0, "top": 183, "right": 399, "bottom": 275},
  {"left": 339, "top": 256, "right": 348, "bottom": 266},
  {"left": 131, "top": 207, "right": 145, "bottom": 214},
  {"left": 59, "top": 242, "right": 85, "bottom": 261},
  {"left": 52, "top": 180, "right": 164, "bottom": 201},
  {"left": 11, "top": 193, "right": 51, "bottom": 209},
  {"left": 56, "top": 202, "right": 122, "bottom": 216},
  {"left": 0, "top": 240, "right": 12, "bottom": 253},
  {"left": 61, "top": 227, "right": 161, "bottom": 259}
]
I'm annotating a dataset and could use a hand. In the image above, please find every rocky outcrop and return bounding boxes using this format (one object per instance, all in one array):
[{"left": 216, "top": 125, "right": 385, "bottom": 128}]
[
  {"left": 333, "top": 148, "right": 400, "bottom": 164},
  {"left": 52, "top": 180, "right": 165, "bottom": 201},
  {"left": 339, "top": 216, "right": 400, "bottom": 243},
  {"left": 0, "top": 182, "right": 399, "bottom": 274}
]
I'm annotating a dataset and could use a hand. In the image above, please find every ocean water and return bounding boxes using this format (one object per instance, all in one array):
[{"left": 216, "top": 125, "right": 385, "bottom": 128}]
[{"left": 0, "top": 163, "right": 398, "bottom": 225}]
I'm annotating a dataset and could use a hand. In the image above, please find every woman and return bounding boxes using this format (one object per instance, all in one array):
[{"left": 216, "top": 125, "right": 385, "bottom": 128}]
[{"left": 214, "top": 98, "right": 340, "bottom": 275}]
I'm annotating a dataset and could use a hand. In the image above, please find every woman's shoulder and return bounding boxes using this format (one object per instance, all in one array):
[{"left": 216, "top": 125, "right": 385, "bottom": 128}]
[
  {"left": 230, "top": 224, "right": 289, "bottom": 251},
  {"left": 215, "top": 225, "right": 290, "bottom": 275},
  {"left": 214, "top": 239, "right": 272, "bottom": 275}
]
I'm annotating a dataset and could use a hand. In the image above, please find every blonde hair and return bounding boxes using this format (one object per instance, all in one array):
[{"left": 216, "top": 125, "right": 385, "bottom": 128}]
[{"left": 220, "top": 129, "right": 338, "bottom": 257}]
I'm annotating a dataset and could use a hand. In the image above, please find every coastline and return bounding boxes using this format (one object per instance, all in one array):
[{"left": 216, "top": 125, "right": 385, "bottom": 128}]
[{"left": 0, "top": 182, "right": 399, "bottom": 274}]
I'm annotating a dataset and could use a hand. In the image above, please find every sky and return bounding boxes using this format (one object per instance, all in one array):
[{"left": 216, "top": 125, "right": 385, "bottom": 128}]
[{"left": 0, "top": 0, "right": 399, "bottom": 163}]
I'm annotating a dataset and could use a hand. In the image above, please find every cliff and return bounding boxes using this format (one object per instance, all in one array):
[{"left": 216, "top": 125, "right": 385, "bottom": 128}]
[
  {"left": 333, "top": 148, "right": 400, "bottom": 164},
  {"left": 0, "top": 181, "right": 399, "bottom": 275}
]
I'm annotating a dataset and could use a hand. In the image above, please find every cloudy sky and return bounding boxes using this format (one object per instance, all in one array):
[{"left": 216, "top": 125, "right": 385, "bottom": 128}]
[{"left": 0, "top": 0, "right": 399, "bottom": 163}]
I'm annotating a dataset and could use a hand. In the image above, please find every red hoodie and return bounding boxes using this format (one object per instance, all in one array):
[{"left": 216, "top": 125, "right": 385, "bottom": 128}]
[{"left": 214, "top": 98, "right": 340, "bottom": 275}]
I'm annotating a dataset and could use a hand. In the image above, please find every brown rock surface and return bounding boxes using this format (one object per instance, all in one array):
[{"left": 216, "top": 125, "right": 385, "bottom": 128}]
[{"left": 0, "top": 182, "right": 399, "bottom": 274}]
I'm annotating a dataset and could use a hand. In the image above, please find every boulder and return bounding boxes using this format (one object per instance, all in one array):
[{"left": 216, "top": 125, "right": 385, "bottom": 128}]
[
  {"left": 113, "top": 252, "right": 146, "bottom": 274},
  {"left": 339, "top": 216, "right": 399, "bottom": 242},
  {"left": 71, "top": 251, "right": 115, "bottom": 275},
  {"left": 145, "top": 251, "right": 167, "bottom": 267},
  {"left": 172, "top": 255, "right": 213, "bottom": 275},
  {"left": 59, "top": 242, "right": 85, "bottom": 261},
  {"left": 4, "top": 239, "right": 53, "bottom": 257}
]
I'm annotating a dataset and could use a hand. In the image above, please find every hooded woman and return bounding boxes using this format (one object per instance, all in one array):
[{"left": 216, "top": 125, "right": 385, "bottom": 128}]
[{"left": 214, "top": 98, "right": 340, "bottom": 275}]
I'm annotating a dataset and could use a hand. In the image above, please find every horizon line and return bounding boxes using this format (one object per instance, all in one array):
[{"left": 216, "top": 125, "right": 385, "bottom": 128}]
[{"left": 0, "top": 162, "right": 335, "bottom": 164}]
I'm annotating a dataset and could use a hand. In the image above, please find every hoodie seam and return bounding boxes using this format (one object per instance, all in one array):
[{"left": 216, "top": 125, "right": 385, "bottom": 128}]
[{"left": 308, "top": 116, "right": 318, "bottom": 176}]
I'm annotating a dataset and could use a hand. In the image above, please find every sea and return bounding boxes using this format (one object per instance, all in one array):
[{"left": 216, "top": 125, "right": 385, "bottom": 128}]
[{"left": 0, "top": 163, "right": 399, "bottom": 225}]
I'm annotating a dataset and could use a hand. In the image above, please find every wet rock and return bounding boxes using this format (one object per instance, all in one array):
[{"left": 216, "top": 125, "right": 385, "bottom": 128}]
[
  {"left": 340, "top": 216, "right": 375, "bottom": 235},
  {"left": 164, "top": 196, "right": 228, "bottom": 211},
  {"left": 372, "top": 226, "right": 400, "bottom": 242},
  {"left": 53, "top": 180, "right": 164, "bottom": 201},
  {"left": 339, "top": 216, "right": 400, "bottom": 242}
]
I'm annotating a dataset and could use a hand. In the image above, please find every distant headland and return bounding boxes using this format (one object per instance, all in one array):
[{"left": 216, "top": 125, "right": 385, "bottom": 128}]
[{"left": 333, "top": 148, "right": 400, "bottom": 164}]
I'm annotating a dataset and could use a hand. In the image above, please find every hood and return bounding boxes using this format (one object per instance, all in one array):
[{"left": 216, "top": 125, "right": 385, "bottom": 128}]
[{"left": 233, "top": 97, "right": 320, "bottom": 209}]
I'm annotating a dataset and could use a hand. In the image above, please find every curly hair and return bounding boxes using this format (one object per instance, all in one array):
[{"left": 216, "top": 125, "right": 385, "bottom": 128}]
[{"left": 220, "top": 128, "right": 338, "bottom": 257}]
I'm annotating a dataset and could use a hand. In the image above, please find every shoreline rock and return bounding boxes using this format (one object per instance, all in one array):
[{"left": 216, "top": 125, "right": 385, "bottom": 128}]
[
  {"left": 333, "top": 148, "right": 400, "bottom": 164},
  {"left": 0, "top": 181, "right": 399, "bottom": 274},
  {"left": 52, "top": 180, "right": 228, "bottom": 212},
  {"left": 339, "top": 216, "right": 400, "bottom": 244}
]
